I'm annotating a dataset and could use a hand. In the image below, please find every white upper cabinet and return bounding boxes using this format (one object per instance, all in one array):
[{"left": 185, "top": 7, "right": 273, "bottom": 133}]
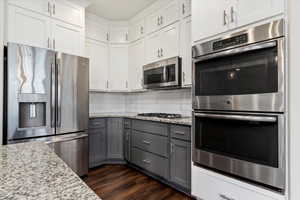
[
  {"left": 145, "top": 22, "right": 180, "bottom": 64},
  {"left": 236, "top": 0, "right": 284, "bottom": 28},
  {"left": 86, "top": 39, "right": 109, "bottom": 91},
  {"left": 129, "top": 39, "right": 145, "bottom": 90},
  {"left": 146, "top": 0, "right": 179, "bottom": 34},
  {"left": 180, "top": 0, "right": 191, "bottom": 18},
  {"left": 129, "top": 19, "right": 145, "bottom": 42},
  {"left": 108, "top": 44, "right": 129, "bottom": 91},
  {"left": 109, "top": 27, "right": 129, "bottom": 44},
  {"left": 192, "top": 0, "right": 229, "bottom": 42},
  {"left": 8, "top": 0, "right": 51, "bottom": 16},
  {"left": 145, "top": 31, "right": 160, "bottom": 64},
  {"left": 52, "top": 0, "right": 85, "bottom": 27},
  {"left": 192, "top": 0, "right": 284, "bottom": 42},
  {"left": 86, "top": 20, "right": 108, "bottom": 42},
  {"left": 52, "top": 19, "right": 84, "bottom": 55},
  {"left": 7, "top": 5, "right": 51, "bottom": 49},
  {"left": 160, "top": 22, "right": 179, "bottom": 59},
  {"left": 180, "top": 17, "right": 192, "bottom": 86}
]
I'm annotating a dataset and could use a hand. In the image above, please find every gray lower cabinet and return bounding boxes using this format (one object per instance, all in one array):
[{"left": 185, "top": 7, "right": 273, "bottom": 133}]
[
  {"left": 89, "top": 127, "right": 107, "bottom": 168},
  {"left": 170, "top": 138, "right": 191, "bottom": 189},
  {"left": 107, "top": 118, "right": 124, "bottom": 160}
]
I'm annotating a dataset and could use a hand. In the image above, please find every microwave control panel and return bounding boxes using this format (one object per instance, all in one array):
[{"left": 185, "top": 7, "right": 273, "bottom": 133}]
[{"left": 213, "top": 34, "right": 248, "bottom": 51}]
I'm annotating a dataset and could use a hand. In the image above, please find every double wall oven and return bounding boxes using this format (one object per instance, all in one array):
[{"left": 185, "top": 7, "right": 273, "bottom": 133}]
[{"left": 192, "top": 19, "right": 286, "bottom": 192}]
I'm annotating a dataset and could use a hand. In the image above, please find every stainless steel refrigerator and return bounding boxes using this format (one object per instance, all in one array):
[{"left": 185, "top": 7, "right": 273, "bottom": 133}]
[{"left": 4, "top": 43, "right": 89, "bottom": 176}]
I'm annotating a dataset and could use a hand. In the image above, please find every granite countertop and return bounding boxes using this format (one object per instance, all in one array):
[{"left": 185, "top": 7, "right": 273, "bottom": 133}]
[
  {"left": 0, "top": 142, "right": 100, "bottom": 200},
  {"left": 89, "top": 113, "right": 192, "bottom": 126}
]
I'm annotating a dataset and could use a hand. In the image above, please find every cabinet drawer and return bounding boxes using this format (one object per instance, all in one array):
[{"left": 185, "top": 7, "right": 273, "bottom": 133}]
[
  {"left": 131, "top": 147, "right": 169, "bottom": 179},
  {"left": 132, "top": 130, "right": 168, "bottom": 157},
  {"left": 170, "top": 125, "right": 191, "bottom": 141},
  {"left": 192, "top": 166, "right": 278, "bottom": 200},
  {"left": 132, "top": 120, "right": 168, "bottom": 136},
  {"left": 89, "top": 118, "right": 106, "bottom": 128},
  {"left": 124, "top": 119, "right": 131, "bottom": 129}
]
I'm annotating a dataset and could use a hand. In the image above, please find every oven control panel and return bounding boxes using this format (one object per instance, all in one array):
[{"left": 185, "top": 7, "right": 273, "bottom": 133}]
[{"left": 213, "top": 34, "right": 248, "bottom": 51}]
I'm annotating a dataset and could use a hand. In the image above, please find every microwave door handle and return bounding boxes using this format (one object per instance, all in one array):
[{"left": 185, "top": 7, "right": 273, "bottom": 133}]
[
  {"left": 195, "top": 41, "right": 277, "bottom": 62},
  {"left": 194, "top": 113, "right": 277, "bottom": 123}
]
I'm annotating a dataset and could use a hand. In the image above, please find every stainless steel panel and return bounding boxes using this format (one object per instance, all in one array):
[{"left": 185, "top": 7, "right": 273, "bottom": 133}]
[
  {"left": 46, "top": 132, "right": 89, "bottom": 177},
  {"left": 192, "top": 33, "right": 285, "bottom": 113},
  {"left": 56, "top": 53, "right": 89, "bottom": 134},
  {"left": 7, "top": 43, "right": 56, "bottom": 140},
  {"left": 192, "top": 19, "right": 284, "bottom": 58},
  {"left": 143, "top": 56, "right": 181, "bottom": 89},
  {"left": 192, "top": 111, "right": 286, "bottom": 190}
]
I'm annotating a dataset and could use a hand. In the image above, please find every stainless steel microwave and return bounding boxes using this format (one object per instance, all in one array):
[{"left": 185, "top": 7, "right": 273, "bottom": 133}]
[
  {"left": 143, "top": 57, "right": 181, "bottom": 89},
  {"left": 192, "top": 19, "right": 285, "bottom": 113}
]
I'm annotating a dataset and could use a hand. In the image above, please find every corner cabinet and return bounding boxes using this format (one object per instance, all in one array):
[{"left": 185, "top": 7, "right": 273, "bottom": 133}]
[
  {"left": 180, "top": 17, "right": 192, "bottom": 86},
  {"left": 129, "top": 39, "right": 144, "bottom": 91},
  {"left": 192, "top": 0, "right": 285, "bottom": 42},
  {"left": 107, "top": 118, "right": 124, "bottom": 160}
]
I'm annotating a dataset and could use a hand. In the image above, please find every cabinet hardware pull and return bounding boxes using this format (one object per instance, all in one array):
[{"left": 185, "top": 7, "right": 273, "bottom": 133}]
[
  {"left": 53, "top": 39, "right": 55, "bottom": 50},
  {"left": 223, "top": 10, "right": 227, "bottom": 26},
  {"left": 126, "top": 33, "right": 128, "bottom": 41},
  {"left": 175, "top": 131, "right": 185, "bottom": 135},
  {"left": 230, "top": 6, "right": 234, "bottom": 23},
  {"left": 47, "top": 38, "right": 50, "bottom": 48},
  {"left": 107, "top": 33, "right": 109, "bottom": 41},
  {"left": 170, "top": 143, "right": 174, "bottom": 154},
  {"left": 157, "top": 16, "right": 160, "bottom": 25},
  {"left": 219, "top": 194, "right": 235, "bottom": 200},
  {"left": 182, "top": 4, "right": 185, "bottom": 15},
  {"left": 158, "top": 49, "right": 160, "bottom": 57},
  {"left": 48, "top": 2, "right": 51, "bottom": 15},
  {"left": 142, "top": 140, "right": 151, "bottom": 145},
  {"left": 160, "top": 16, "right": 163, "bottom": 25},
  {"left": 126, "top": 81, "right": 128, "bottom": 88},
  {"left": 106, "top": 81, "right": 109, "bottom": 89},
  {"left": 143, "top": 159, "right": 151, "bottom": 164},
  {"left": 183, "top": 72, "right": 185, "bottom": 83},
  {"left": 53, "top": 4, "right": 56, "bottom": 15},
  {"left": 160, "top": 48, "right": 163, "bottom": 57},
  {"left": 141, "top": 26, "right": 144, "bottom": 34}
]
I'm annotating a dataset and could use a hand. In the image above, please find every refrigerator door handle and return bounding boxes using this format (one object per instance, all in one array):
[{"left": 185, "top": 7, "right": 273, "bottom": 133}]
[
  {"left": 51, "top": 62, "right": 56, "bottom": 128},
  {"left": 56, "top": 58, "right": 62, "bottom": 128}
]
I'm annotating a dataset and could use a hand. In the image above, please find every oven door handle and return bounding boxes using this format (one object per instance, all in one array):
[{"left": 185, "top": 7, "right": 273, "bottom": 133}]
[
  {"left": 194, "top": 113, "right": 277, "bottom": 123},
  {"left": 194, "top": 41, "right": 277, "bottom": 62}
]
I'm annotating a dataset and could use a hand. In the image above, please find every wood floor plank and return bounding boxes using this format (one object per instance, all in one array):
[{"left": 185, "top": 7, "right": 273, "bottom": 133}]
[{"left": 83, "top": 165, "right": 194, "bottom": 200}]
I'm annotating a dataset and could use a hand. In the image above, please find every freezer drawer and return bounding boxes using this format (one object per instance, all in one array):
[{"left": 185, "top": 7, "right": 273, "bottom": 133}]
[{"left": 47, "top": 133, "right": 88, "bottom": 176}]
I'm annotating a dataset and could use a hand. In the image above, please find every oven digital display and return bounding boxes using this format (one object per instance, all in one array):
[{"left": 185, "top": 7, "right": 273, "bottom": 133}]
[{"left": 213, "top": 34, "right": 248, "bottom": 51}]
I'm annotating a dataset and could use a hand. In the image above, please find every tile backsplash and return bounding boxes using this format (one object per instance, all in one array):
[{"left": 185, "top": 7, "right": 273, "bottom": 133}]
[{"left": 89, "top": 88, "right": 192, "bottom": 116}]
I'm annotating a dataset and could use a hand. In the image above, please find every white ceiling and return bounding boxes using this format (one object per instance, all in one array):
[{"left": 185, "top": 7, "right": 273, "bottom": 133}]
[{"left": 86, "top": 0, "right": 157, "bottom": 20}]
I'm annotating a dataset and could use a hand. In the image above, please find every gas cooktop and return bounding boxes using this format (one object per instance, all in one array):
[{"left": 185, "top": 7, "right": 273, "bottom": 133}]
[{"left": 137, "top": 113, "right": 182, "bottom": 119}]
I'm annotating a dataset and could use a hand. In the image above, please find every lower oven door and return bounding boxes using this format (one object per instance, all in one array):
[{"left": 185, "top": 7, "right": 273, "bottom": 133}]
[{"left": 192, "top": 111, "right": 285, "bottom": 190}]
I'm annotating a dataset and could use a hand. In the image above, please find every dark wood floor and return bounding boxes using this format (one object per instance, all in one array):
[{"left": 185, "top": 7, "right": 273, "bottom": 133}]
[{"left": 83, "top": 165, "right": 194, "bottom": 200}]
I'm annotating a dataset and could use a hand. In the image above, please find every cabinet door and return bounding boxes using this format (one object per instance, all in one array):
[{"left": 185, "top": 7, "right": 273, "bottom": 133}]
[
  {"left": 192, "top": 0, "right": 229, "bottom": 42},
  {"left": 161, "top": 23, "right": 179, "bottom": 59},
  {"left": 108, "top": 44, "right": 129, "bottom": 91},
  {"left": 129, "top": 19, "right": 145, "bottom": 42},
  {"left": 86, "top": 39, "right": 109, "bottom": 91},
  {"left": 161, "top": 0, "right": 179, "bottom": 27},
  {"left": 52, "top": 19, "right": 84, "bottom": 55},
  {"left": 145, "top": 32, "right": 160, "bottom": 64},
  {"left": 129, "top": 39, "right": 144, "bottom": 90},
  {"left": 7, "top": 5, "right": 51, "bottom": 49},
  {"left": 180, "top": 0, "right": 191, "bottom": 18},
  {"left": 107, "top": 118, "right": 124, "bottom": 160},
  {"left": 145, "top": 10, "right": 162, "bottom": 34},
  {"left": 109, "top": 27, "right": 129, "bottom": 44},
  {"left": 86, "top": 20, "right": 108, "bottom": 42},
  {"left": 8, "top": 0, "right": 51, "bottom": 16},
  {"left": 52, "top": 0, "right": 84, "bottom": 27},
  {"left": 170, "top": 139, "right": 191, "bottom": 189},
  {"left": 180, "top": 17, "right": 192, "bottom": 86},
  {"left": 236, "top": 0, "right": 284, "bottom": 28},
  {"left": 89, "top": 128, "right": 107, "bottom": 168},
  {"left": 124, "top": 129, "right": 131, "bottom": 161}
]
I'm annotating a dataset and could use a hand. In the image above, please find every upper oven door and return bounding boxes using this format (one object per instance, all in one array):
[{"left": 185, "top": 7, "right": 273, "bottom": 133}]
[{"left": 193, "top": 38, "right": 285, "bottom": 112}]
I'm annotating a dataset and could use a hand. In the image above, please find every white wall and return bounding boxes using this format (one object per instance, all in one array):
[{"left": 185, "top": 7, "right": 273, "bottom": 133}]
[
  {"left": 288, "top": 0, "right": 300, "bottom": 199},
  {"left": 0, "top": 0, "right": 4, "bottom": 145},
  {"left": 89, "top": 88, "right": 192, "bottom": 116}
]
